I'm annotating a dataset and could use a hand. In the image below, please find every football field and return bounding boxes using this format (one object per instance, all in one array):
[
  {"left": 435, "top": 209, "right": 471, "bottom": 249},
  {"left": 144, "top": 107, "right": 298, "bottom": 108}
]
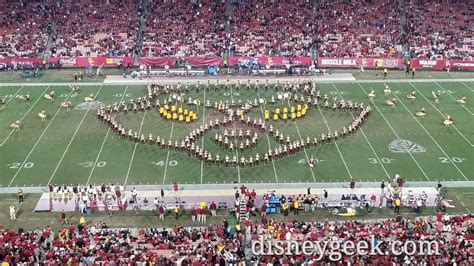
[{"left": 0, "top": 79, "right": 472, "bottom": 188}]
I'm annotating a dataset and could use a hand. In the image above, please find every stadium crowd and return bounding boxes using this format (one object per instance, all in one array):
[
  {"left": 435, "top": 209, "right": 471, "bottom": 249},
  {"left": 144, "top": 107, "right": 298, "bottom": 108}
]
[
  {"left": 0, "top": 0, "right": 51, "bottom": 58},
  {"left": 406, "top": 0, "right": 473, "bottom": 60},
  {"left": 0, "top": 213, "right": 472, "bottom": 264},
  {"left": 0, "top": 0, "right": 472, "bottom": 59},
  {"left": 50, "top": 0, "right": 139, "bottom": 57},
  {"left": 142, "top": 0, "right": 227, "bottom": 57}
]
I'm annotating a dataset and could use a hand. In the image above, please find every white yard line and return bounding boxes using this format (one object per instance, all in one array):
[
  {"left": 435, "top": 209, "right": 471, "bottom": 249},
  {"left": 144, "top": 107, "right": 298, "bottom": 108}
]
[
  {"left": 454, "top": 194, "right": 471, "bottom": 213},
  {"left": 125, "top": 110, "right": 148, "bottom": 186},
  {"left": 256, "top": 91, "right": 279, "bottom": 183},
  {"left": 356, "top": 82, "right": 431, "bottom": 181},
  {"left": 331, "top": 83, "right": 391, "bottom": 180},
  {"left": 316, "top": 100, "right": 353, "bottom": 179},
  {"left": 390, "top": 84, "right": 469, "bottom": 181},
  {"left": 0, "top": 86, "right": 24, "bottom": 109},
  {"left": 230, "top": 86, "right": 241, "bottom": 183},
  {"left": 284, "top": 99, "right": 316, "bottom": 182},
  {"left": 200, "top": 87, "right": 207, "bottom": 184},
  {"left": 8, "top": 89, "right": 74, "bottom": 187},
  {"left": 86, "top": 86, "right": 129, "bottom": 185},
  {"left": 1, "top": 86, "right": 49, "bottom": 146},
  {"left": 47, "top": 85, "right": 105, "bottom": 185},
  {"left": 435, "top": 82, "right": 474, "bottom": 116},
  {"left": 162, "top": 122, "right": 174, "bottom": 185},
  {"left": 460, "top": 81, "right": 474, "bottom": 92},
  {"left": 409, "top": 82, "right": 473, "bottom": 147}
]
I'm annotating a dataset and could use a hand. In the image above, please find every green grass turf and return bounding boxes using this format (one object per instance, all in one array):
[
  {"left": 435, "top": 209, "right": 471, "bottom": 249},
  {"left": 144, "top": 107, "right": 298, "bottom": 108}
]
[{"left": 0, "top": 80, "right": 472, "bottom": 187}]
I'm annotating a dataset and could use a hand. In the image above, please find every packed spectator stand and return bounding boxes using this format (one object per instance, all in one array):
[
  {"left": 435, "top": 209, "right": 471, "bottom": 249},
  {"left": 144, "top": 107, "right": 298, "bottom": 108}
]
[
  {"left": 0, "top": 0, "right": 472, "bottom": 60},
  {"left": 0, "top": 213, "right": 472, "bottom": 264},
  {"left": 142, "top": 0, "right": 228, "bottom": 57}
]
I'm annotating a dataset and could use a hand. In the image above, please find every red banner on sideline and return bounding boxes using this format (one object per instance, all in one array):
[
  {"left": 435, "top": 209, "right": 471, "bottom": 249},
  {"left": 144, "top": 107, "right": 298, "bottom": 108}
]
[
  {"left": 409, "top": 59, "right": 474, "bottom": 71},
  {"left": 183, "top": 57, "right": 223, "bottom": 66},
  {"left": 229, "top": 56, "right": 313, "bottom": 66},
  {"left": 317, "top": 58, "right": 404, "bottom": 69},
  {"left": 48, "top": 56, "right": 134, "bottom": 67},
  {"left": 139, "top": 57, "right": 177, "bottom": 66}
]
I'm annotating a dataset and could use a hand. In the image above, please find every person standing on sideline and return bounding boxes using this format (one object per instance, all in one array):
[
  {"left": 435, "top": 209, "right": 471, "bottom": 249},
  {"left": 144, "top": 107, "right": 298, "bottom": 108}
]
[
  {"left": 158, "top": 205, "right": 165, "bottom": 221},
  {"left": 293, "top": 201, "right": 299, "bottom": 215},
  {"left": 60, "top": 210, "right": 67, "bottom": 224},
  {"left": 201, "top": 207, "right": 207, "bottom": 223},
  {"left": 261, "top": 202, "right": 267, "bottom": 217},
  {"left": 191, "top": 207, "right": 197, "bottom": 222},
  {"left": 394, "top": 197, "right": 401, "bottom": 214},
  {"left": 381, "top": 181, "right": 385, "bottom": 194},
  {"left": 210, "top": 201, "right": 217, "bottom": 216},
  {"left": 174, "top": 205, "right": 179, "bottom": 220},
  {"left": 160, "top": 188, "right": 164, "bottom": 198},
  {"left": 158, "top": 204, "right": 165, "bottom": 221},
  {"left": 9, "top": 205, "right": 16, "bottom": 220},
  {"left": 130, "top": 187, "right": 138, "bottom": 202},
  {"left": 349, "top": 179, "right": 355, "bottom": 195},
  {"left": 18, "top": 188, "right": 24, "bottom": 203},
  {"left": 324, "top": 190, "right": 328, "bottom": 199}
]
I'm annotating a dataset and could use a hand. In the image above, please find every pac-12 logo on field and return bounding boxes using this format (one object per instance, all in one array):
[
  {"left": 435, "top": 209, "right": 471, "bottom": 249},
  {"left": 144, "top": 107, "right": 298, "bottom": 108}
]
[
  {"left": 389, "top": 139, "right": 425, "bottom": 153},
  {"left": 75, "top": 101, "right": 105, "bottom": 110}
]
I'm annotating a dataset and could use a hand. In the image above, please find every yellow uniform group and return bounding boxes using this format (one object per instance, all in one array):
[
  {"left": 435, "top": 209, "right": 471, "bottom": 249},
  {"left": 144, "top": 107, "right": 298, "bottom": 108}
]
[
  {"left": 159, "top": 104, "right": 197, "bottom": 123},
  {"left": 265, "top": 104, "right": 308, "bottom": 121}
]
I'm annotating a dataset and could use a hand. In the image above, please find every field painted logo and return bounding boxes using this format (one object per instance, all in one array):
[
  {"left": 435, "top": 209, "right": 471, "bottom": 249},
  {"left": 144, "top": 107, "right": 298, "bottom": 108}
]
[
  {"left": 389, "top": 139, "right": 425, "bottom": 153},
  {"left": 75, "top": 101, "right": 105, "bottom": 110}
]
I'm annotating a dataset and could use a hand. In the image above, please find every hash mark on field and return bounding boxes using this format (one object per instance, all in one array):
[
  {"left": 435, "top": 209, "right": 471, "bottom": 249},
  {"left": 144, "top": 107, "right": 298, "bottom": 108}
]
[
  {"left": 0, "top": 86, "right": 49, "bottom": 147},
  {"left": 332, "top": 83, "right": 391, "bottom": 181},
  {"left": 8, "top": 89, "right": 75, "bottom": 187},
  {"left": 86, "top": 86, "right": 129, "bottom": 185},
  {"left": 391, "top": 83, "right": 469, "bottom": 181},
  {"left": 435, "top": 82, "right": 474, "bottom": 116},
  {"left": 409, "top": 82, "right": 473, "bottom": 147},
  {"left": 460, "top": 81, "right": 474, "bottom": 92},
  {"left": 357, "top": 82, "right": 430, "bottom": 181},
  {"left": 162, "top": 122, "right": 175, "bottom": 185},
  {"left": 125, "top": 110, "right": 147, "bottom": 186},
  {"left": 0, "top": 86, "right": 24, "bottom": 110},
  {"left": 48, "top": 85, "right": 105, "bottom": 185},
  {"left": 257, "top": 91, "right": 279, "bottom": 183}
]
